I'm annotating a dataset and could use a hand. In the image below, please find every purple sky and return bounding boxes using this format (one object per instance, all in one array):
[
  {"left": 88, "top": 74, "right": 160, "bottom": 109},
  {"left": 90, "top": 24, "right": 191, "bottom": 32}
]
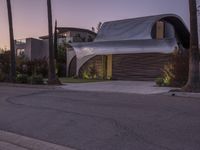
[{"left": 0, "top": 0, "right": 190, "bottom": 48}]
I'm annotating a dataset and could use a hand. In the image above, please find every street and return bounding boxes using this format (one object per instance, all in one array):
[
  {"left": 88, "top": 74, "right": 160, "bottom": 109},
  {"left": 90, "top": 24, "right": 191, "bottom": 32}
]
[{"left": 0, "top": 86, "right": 199, "bottom": 150}]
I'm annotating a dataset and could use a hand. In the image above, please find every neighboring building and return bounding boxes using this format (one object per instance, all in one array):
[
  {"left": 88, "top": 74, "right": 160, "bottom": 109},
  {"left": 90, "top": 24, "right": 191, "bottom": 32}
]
[
  {"left": 15, "top": 38, "right": 48, "bottom": 60},
  {"left": 40, "top": 27, "right": 96, "bottom": 43},
  {"left": 15, "top": 27, "right": 96, "bottom": 60},
  {"left": 69, "top": 14, "right": 190, "bottom": 80}
]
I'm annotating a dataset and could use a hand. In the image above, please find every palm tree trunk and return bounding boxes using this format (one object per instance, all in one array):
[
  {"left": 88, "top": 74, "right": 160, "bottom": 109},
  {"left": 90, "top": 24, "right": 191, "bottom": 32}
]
[
  {"left": 47, "top": 0, "right": 59, "bottom": 84},
  {"left": 183, "top": 0, "right": 200, "bottom": 92},
  {"left": 54, "top": 20, "right": 58, "bottom": 61},
  {"left": 6, "top": 0, "right": 16, "bottom": 82}
]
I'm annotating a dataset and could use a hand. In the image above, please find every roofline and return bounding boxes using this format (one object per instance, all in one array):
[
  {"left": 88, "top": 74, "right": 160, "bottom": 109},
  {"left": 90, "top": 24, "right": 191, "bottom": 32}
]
[
  {"left": 39, "top": 27, "right": 96, "bottom": 39},
  {"left": 103, "top": 13, "right": 186, "bottom": 26},
  {"left": 98, "top": 14, "right": 190, "bottom": 49},
  {"left": 57, "top": 27, "right": 96, "bottom": 35}
]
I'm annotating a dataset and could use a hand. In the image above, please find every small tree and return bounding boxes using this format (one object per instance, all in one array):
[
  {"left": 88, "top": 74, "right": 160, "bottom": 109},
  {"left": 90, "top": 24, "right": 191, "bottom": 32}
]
[
  {"left": 96, "top": 22, "right": 102, "bottom": 32},
  {"left": 91, "top": 22, "right": 102, "bottom": 33}
]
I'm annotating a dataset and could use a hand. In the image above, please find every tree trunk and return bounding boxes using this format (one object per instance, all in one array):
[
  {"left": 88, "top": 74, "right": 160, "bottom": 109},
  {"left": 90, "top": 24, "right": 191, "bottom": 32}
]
[
  {"left": 54, "top": 20, "right": 58, "bottom": 60},
  {"left": 183, "top": 0, "right": 200, "bottom": 92},
  {"left": 6, "top": 0, "right": 16, "bottom": 82},
  {"left": 47, "top": 0, "right": 60, "bottom": 85}
]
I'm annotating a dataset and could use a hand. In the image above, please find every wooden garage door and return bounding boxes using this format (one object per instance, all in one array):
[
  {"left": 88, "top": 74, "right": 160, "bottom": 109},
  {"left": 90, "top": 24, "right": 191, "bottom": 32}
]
[{"left": 112, "top": 53, "right": 171, "bottom": 81}]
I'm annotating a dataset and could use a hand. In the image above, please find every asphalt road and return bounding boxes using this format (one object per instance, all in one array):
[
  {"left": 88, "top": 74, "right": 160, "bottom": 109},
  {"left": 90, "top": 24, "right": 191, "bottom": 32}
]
[{"left": 0, "top": 86, "right": 199, "bottom": 150}]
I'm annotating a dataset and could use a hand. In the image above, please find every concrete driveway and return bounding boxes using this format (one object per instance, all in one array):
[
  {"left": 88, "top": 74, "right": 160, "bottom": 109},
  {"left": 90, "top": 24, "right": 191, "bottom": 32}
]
[{"left": 61, "top": 81, "right": 174, "bottom": 94}]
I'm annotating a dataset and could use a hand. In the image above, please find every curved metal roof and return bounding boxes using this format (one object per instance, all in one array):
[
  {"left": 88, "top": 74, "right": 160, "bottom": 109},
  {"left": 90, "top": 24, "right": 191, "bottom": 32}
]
[
  {"left": 71, "top": 14, "right": 190, "bottom": 60},
  {"left": 95, "top": 14, "right": 189, "bottom": 48}
]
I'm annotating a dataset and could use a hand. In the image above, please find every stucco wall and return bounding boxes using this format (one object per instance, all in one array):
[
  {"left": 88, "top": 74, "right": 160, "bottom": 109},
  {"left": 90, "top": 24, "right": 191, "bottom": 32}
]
[
  {"left": 15, "top": 38, "right": 49, "bottom": 60},
  {"left": 29, "top": 38, "right": 48, "bottom": 60}
]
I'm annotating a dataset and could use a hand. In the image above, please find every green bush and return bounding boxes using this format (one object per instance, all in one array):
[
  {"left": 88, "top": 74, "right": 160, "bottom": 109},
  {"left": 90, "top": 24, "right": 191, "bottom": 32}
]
[
  {"left": 156, "top": 48, "right": 189, "bottom": 87},
  {"left": 82, "top": 71, "right": 90, "bottom": 79},
  {"left": 30, "top": 75, "right": 44, "bottom": 85},
  {"left": 155, "top": 78, "right": 164, "bottom": 86},
  {"left": 88, "top": 64, "right": 98, "bottom": 79},
  {"left": 0, "top": 51, "right": 10, "bottom": 80},
  {"left": 82, "top": 64, "right": 99, "bottom": 79},
  {"left": 16, "top": 74, "right": 29, "bottom": 84},
  {"left": 17, "top": 58, "right": 48, "bottom": 78}
]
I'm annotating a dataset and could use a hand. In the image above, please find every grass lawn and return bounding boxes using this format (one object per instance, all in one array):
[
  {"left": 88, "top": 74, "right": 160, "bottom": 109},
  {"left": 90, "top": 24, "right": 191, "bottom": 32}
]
[{"left": 59, "top": 78, "right": 107, "bottom": 83}]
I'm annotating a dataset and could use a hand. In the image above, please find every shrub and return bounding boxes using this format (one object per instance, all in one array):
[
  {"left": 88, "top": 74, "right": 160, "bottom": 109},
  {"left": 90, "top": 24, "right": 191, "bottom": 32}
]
[
  {"left": 82, "top": 63, "right": 99, "bottom": 79},
  {"left": 0, "top": 51, "right": 10, "bottom": 80},
  {"left": 56, "top": 63, "right": 66, "bottom": 77},
  {"left": 88, "top": 64, "right": 98, "bottom": 79},
  {"left": 16, "top": 74, "right": 29, "bottom": 84},
  {"left": 0, "top": 72, "right": 6, "bottom": 82},
  {"left": 73, "top": 75, "right": 79, "bottom": 79},
  {"left": 30, "top": 75, "right": 44, "bottom": 85},
  {"left": 157, "top": 48, "right": 189, "bottom": 87},
  {"left": 16, "top": 58, "right": 48, "bottom": 78},
  {"left": 82, "top": 71, "right": 90, "bottom": 79},
  {"left": 155, "top": 78, "right": 164, "bottom": 86}
]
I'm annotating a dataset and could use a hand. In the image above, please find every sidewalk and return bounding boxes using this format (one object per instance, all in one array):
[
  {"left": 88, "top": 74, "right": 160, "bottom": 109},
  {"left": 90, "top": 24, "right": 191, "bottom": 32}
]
[
  {"left": 61, "top": 81, "right": 174, "bottom": 94},
  {"left": 61, "top": 81, "right": 200, "bottom": 99},
  {"left": 0, "top": 130, "right": 74, "bottom": 150},
  {"left": 1, "top": 81, "right": 200, "bottom": 98}
]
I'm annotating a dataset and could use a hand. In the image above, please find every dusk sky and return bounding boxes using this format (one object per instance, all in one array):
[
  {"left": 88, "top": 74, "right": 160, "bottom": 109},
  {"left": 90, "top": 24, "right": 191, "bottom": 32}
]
[{"left": 0, "top": 0, "right": 194, "bottom": 49}]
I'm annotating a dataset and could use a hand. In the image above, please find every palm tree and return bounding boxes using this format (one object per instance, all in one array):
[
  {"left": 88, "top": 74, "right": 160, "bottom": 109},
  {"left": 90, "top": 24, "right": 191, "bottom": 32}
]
[
  {"left": 6, "top": 0, "right": 16, "bottom": 82},
  {"left": 54, "top": 20, "right": 58, "bottom": 61},
  {"left": 47, "top": 0, "right": 59, "bottom": 84},
  {"left": 183, "top": 0, "right": 200, "bottom": 92}
]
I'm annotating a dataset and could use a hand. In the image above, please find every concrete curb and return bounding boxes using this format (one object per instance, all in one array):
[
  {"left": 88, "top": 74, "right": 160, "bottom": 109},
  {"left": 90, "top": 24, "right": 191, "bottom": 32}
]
[
  {"left": 0, "top": 83, "right": 61, "bottom": 90},
  {"left": 167, "top": 92, "right": 200, "bottom": 99},
  {"left": 0, "top": 130, "right": 75, "bottom": 150}
]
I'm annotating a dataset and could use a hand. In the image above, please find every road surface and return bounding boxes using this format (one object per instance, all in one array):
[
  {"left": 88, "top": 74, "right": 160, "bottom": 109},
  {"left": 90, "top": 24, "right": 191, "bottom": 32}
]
[{"left": 0, "top": 86, "right": 199, "bottom": 150}]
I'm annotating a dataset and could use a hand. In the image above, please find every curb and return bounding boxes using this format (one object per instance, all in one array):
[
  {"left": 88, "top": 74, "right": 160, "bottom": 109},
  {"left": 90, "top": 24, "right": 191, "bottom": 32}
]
[
  {"left": 61, "top": 87, "right": 200, "bottom": 98},
  {"left": 167, "top": 92, "right": 200, "bottom": 99},
  {"left": 0, "top": 130, "right": 75, "bottom": 150},
  {"left": 0, "top": 83, "right": 61, "bottom": 90}
]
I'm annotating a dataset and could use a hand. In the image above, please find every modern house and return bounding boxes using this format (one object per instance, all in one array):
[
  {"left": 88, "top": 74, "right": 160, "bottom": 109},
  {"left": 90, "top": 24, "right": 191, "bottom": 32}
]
[
  {"left": 68, "top": 14, "right": 190, "bottom": 81},
  {"left": 15, "top": 27, "right": 96, "bottom": 60}
]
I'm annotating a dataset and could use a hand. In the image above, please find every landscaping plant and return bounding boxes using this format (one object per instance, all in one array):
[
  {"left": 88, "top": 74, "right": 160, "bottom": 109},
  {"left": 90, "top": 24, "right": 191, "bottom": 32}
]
[{"left": 156, "top": 49, "right": 189, "bottom": 87}]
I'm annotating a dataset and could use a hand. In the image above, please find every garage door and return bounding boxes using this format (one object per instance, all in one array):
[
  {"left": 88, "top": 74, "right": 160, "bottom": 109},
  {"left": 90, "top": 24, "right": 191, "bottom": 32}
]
[{"left": 112, "top": 53, "right": 171, "bottom": 81}]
